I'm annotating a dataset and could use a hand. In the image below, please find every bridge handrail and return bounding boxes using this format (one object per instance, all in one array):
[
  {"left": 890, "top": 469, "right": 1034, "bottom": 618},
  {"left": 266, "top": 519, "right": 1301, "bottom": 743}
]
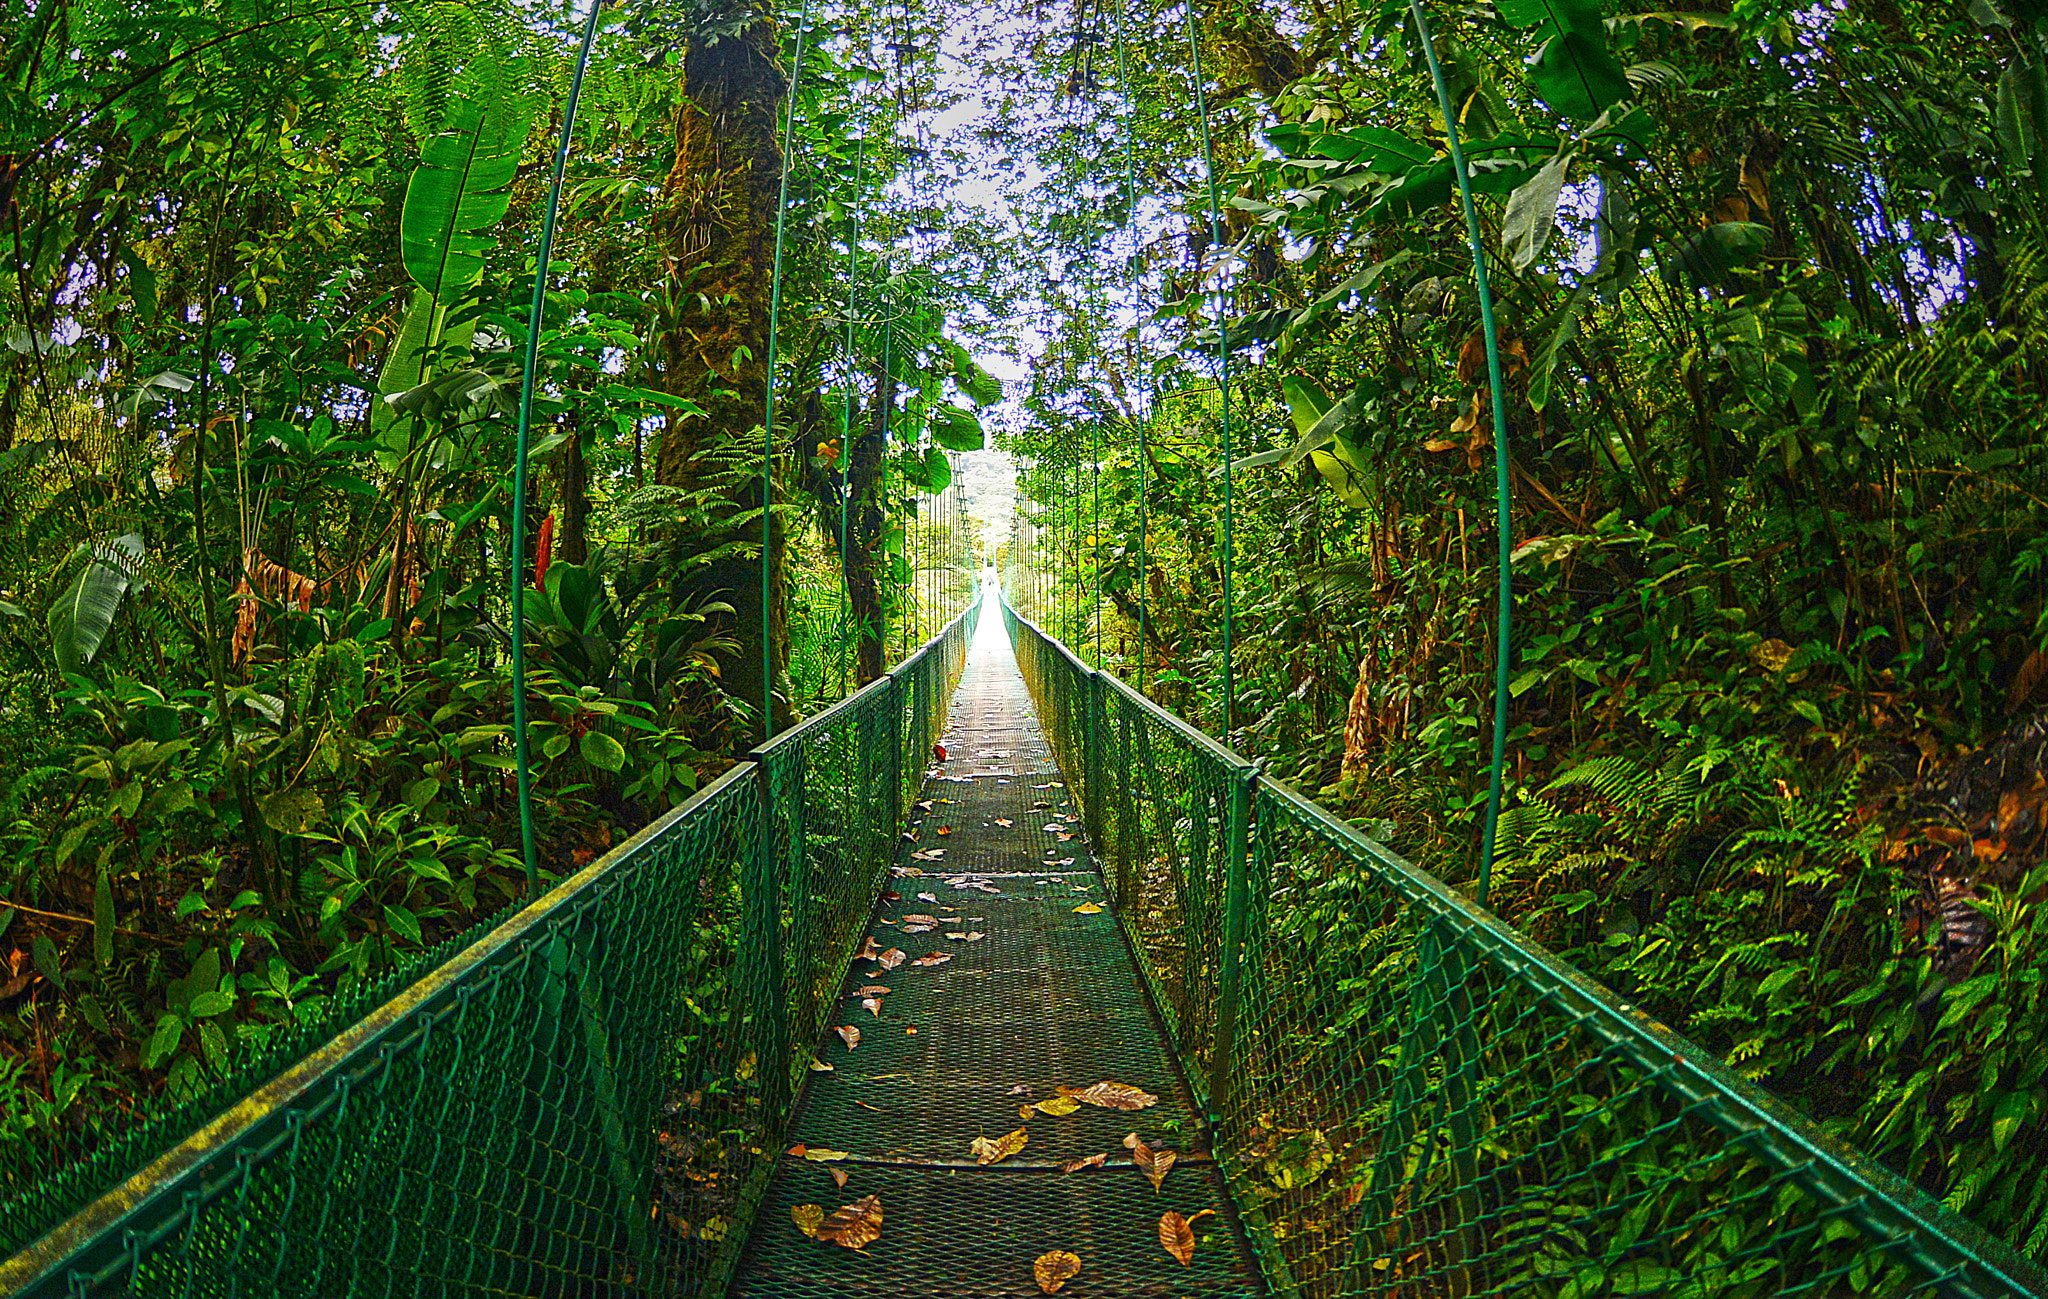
[
  {"left": 1001, "top": 593, "right": 2047, "bottom": 1299},
  {"left": 0, "top": 595, "right": 982, "bottom": 1297}
]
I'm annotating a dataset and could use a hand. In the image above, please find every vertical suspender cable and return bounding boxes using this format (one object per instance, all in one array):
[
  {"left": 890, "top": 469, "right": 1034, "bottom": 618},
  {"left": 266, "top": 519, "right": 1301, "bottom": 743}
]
[
  {"left": 1182, "top": 3, "right": 1236, "bottom": 738},
  {"left": 1411, "top": 0, "right": 1511, "bottom": 906},
  {"left": 511, "top": 0, "right": 607, "bottom": 895},
  {"left": 1092, "top": 417, "right": 1101, "bottom": 665},
  {"left": 838, "top": 129, "right": 866, "bottom": 699},
  {"left": 1112, "top": 0, "right": 1146, "bottom": 694},
  {"left": 760, "top": 1, "right": 814, "bottom": 742}
]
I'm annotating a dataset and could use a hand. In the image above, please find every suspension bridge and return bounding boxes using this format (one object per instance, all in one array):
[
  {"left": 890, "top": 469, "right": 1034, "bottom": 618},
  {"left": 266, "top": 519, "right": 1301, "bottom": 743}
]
[{"left": 0, "top": 582, "right": 2040, "bottom": 1296}]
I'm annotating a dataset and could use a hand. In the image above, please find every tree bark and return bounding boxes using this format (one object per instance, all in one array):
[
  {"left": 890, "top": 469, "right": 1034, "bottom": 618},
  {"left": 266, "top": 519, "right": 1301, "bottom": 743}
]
[{"left": 651, "top": 14, "right": 792, "bottom": 738}]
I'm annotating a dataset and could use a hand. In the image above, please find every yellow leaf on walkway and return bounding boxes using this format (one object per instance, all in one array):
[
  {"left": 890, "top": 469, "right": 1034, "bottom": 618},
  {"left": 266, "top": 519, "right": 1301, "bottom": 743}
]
[
  {"left": 970, "top": 1128, "right": 1029, "bottom": 1165},
  {"left": 817, "top": 1195, "right": 883, "bottom": 1250},
  {"left": 792, "top": 1204, "right": 824, "bottom": 1238},
  {"left": 1033, "top": 1250, "right": 1082, "bottom": 1294},
  {"left": 1072, "top": 903, "right": 1103, "bottom": 915}
]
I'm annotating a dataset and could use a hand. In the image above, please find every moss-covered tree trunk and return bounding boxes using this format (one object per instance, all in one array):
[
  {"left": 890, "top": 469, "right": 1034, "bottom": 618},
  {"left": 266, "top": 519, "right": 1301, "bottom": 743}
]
[{"left": 653, "top": 14, "right": 792, "bottom": 739}]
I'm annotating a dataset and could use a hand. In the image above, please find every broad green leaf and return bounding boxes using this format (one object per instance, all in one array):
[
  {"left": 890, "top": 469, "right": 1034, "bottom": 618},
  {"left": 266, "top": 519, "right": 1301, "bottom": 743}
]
[
  {"left": 1529, "top": 283, "right": 1593, "bottom": 413},
  {"left": 48, "top": 533, "right": 144, "bottom": 677},
  {"left": 188, "top": 990, "right": 234, "bottom": 1018},
  {"left": 1663, "top": 222, "right": 1771, "bottom": 290},
  {"left": 383, "top": 904, "right": 424, "bottom": 946},
  {"left": 1496, "top": 0, "right": 1604, "bottom": 35},
  {"left": 930, "top": 403, "right": 986, "bottom": 451},
  {"left": 1282, "top": 374, "right": 1334, "bottom": 440},
  {"left": 581, "top": 730, "right": 626, "bottom": 773},
  {"left": 401, "top": 91, "right": 533, "bottom": 301},
  {"left": 1502, "top": 151, "right": 1574, "bottom": 270},
  {"left": 924, "top": 446, "right": 953, "bottom": 493},
  {"left": 1528, "top": 30, "right": 1632, "bottom": 122}
]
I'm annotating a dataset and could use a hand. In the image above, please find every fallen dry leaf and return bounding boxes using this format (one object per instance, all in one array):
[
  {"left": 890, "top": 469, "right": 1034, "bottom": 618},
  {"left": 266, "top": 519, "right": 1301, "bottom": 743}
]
[
  {"left": 1072, "top": 903, "right": 1103, "bottom": 915},
  {"left": 818, "top": 1195, "right": 884, "bottom": 1250},
  {"left": 877, "top": 948, "right": 907, "bottom": 971},
  {"left": 970, "top": 1128, "right": 1029, "bottom": 1165},
  {"left": 918, "top": 892, "right": 939, "bottom": 903},
  {"left": 1019, "top": 1103, "right": 1039, "bottom": 1120},
  {"left": 803, "top": 1147, "right": 850, "bottom": 1162},
  {"left": 1159, "top": 1211, "right": 1195, "bottom": 1266},
  {"left": 808, "top": 1058, "right": 834, "bottom": 1073},
  {"left": 1061, "top": 1153, "right": 1109, "bottom": 1172},
  {"left": 1064, "top": 1080, "right": 1159, "bottom": 1110},
  {"left": 1043, "top": 823, "right": 1065, "bottom": 832},
  {"left": 1035, "top": 1096, "right": 1080, "bottom": 1117},
  {"left": 1130, "top": 1137, "right": 1177, "bottom": 1193},
  {"left": 995, "top": 818, "right": 1014, "bottom": 828},
  {"left": 910, "top": 848, "right": 947, "bottom": 861},
  {"left": 903, "top": 925, "right": 935, "bottom": 935},
  {"left": 911, "top": 952, "right": 953, "bottom": 967},
  {"left": 834, "top": 1025, "right": 860, "bottom": 1051},
  {"left": 862, "top": 997, "right": 882, "bottom": 1017},
  {"left": 1033, "top": 1250, "right": 1082, "bottom": 1294},
  {"left": 792, "top": 1204, "right": 825, "bottom": 1238},
  {"left": 831, "top": 1167, "right": 849, "bottom": 1188},
  {"left": 855, "top": 937, "right": 882, "bottom": 961},
  {"left": 857, "top": 984, "right": 890, "bottom": 995},
  {"left": 904, "top": 914, "right": 941, "bottom": 925},
  {"left": 936, "top": 826, "right": 953, "bottom": 836},
  {"left": 1007, "top": 1083, "right": 1034, "bottom": 1095}
]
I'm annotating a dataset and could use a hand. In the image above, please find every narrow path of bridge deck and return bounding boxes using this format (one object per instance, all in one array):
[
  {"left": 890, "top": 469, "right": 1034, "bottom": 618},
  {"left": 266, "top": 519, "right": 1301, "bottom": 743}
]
[{"left": 728, "top": 616, "right": 1262, "bottom": 1297}]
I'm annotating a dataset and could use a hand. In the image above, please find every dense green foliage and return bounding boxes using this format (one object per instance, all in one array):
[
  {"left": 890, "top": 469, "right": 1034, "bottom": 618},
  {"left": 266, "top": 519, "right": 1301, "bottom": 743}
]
[
  {"left": 999, "top": 0, "right": 2048, "bottom": 1260},
  {"left": 0, "top": 0, "right": 981, "bottom": 1191}
]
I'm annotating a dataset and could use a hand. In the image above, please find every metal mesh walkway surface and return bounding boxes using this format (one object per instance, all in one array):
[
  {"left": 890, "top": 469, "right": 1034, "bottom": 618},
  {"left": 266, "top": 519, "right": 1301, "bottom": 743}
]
[{"left": 730, "top": 608, "right": 1261, "bottom": 1297}]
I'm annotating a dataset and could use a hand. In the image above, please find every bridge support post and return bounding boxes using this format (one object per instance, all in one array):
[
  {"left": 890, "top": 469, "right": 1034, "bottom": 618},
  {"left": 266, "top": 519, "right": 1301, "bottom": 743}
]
[{"left": 1206, "top": 765, "right": 1255, "bottom": 1118}]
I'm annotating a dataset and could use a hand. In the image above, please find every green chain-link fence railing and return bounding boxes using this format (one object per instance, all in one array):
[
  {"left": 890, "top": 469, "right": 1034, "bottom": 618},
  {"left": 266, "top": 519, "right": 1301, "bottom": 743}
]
[
  {"left": 1003, "top": 594, "right": 2048, "bottom": 1299},
  {"left": 0, "top": 598, "right": 978, "bottom": 1298}
]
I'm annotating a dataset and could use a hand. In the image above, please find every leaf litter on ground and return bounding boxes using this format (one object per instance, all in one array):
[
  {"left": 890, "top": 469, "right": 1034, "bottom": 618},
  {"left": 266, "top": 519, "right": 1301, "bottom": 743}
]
[
  {"left": 1033, "top": 1250, "right": 1082, "bottom": 1294},
  {"left": 970, "top": 1128, "right": 1028, "bottom": 1165}
]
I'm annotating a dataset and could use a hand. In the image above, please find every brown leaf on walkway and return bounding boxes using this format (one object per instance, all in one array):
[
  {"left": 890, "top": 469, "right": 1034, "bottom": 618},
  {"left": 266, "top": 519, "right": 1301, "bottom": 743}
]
[
  {"left": 1020, "top": 1103, "right": 1039, "bottom": 1120},
  {"left": 970, "top": 1128, "right": 1029, "bottom": 1165},
  {"left": 1061, "top": 1153, "right": 1108, "bottom": 1172},
  {"left": 1130, "top": 1137, "right": 1176, "bottom": 1193},
  {"left": 911, "top": 848, "right": 947, "bottom": 861},
  {"left": 903, "top": 914, "right": 941, "bottom": 926},
  {"left": 903, "top": 925, "right": 935, "bottom": 935},
  {"left": 856, "top": 985, "right": 890, "bottom": 995},
  {"left": 911, "top": 952, "right": 952, "bottom": 967},
  {"left": 1033, "top": 1250, "right": 1082, "bottom": 1294},
  {"left": 792, "top": 1204, "right": 825, "bottom": 1238},
  {"left": 831, "top": 1167, "right": 849, "bottom": 1188},
  {"left": 1063, "top": 1080, "right": 1158, "bottom": 1110},
  {"left": 995, "top": 818, "right": 1014, "bottom": 828},
  {"left": 936, "top": 826, "right": 953, "bottom": 836},
  {"left": 834, "top": 1025, "right": 860, "bottom": 1051},
  {"left": 1159, "top": 1212, "right": 1196, "bottom": 1266},
  {"left": 1072, "top": 903, "right": 1103, "bottom": 915},
  {"left": 877, "top": 948, "right": 907, "bottom": 971},
  {"left": 817, "top": 1195, "right": 884, "bottom": 1251},
  {"left": 1034, "top": 1096, "right": 1080, "bottom": 1117},
  {"left": 855, "top": 936, "right": 881, "bottom": 961},
  {"left": 862, "top": 997, "right": 882, "bottom": 1017},
  {"left": 808, "top": 1058, "right": 834, "bottom": 1072}
]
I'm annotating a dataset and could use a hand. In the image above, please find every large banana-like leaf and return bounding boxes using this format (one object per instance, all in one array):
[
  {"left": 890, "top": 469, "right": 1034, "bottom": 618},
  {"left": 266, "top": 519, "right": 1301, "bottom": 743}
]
[
  {"left": 48, "top": 533, "right": 145, "bottom": 677},
  {"left": 400, "top": 89, "right": 532, "bottom": 302}
]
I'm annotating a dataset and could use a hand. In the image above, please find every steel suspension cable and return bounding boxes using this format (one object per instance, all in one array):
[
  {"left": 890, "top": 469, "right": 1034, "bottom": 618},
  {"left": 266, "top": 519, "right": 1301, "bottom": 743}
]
[
  {"left": 510, "top": 0, "right": 606, "bottom": 895},
  {"left": 1411, "top": 0, "right": 1512, "bottom": 906},
  {"left": 759, "top": 0, "right": 815, "bottom": 742},
  {"left": 837, "top": 123, "right": 867, "bottom": 699},
  {"left": 1112, "top": 0, "right": 1147, "bottom": 693},
  {"left": 1181, "top": 2, "right": 1237, "bottom": 737}
]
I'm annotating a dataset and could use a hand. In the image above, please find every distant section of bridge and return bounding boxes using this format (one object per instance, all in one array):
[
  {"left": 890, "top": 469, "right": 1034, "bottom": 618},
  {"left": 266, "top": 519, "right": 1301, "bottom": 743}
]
[{"left": 4, "top": 582, "right": 2043, "bottom": 1298}]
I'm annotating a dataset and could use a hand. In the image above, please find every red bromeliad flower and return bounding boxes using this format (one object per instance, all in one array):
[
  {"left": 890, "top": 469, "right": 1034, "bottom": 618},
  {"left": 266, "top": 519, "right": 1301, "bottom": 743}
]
[{"left": 534, "top": 511, "right": 555, "bottom": 590}]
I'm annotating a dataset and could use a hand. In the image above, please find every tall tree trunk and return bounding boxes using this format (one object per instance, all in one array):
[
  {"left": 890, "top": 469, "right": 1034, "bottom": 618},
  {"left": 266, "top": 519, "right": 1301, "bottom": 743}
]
[{"left": 652, "top": 13, "right": 792, "bottom": 739}]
